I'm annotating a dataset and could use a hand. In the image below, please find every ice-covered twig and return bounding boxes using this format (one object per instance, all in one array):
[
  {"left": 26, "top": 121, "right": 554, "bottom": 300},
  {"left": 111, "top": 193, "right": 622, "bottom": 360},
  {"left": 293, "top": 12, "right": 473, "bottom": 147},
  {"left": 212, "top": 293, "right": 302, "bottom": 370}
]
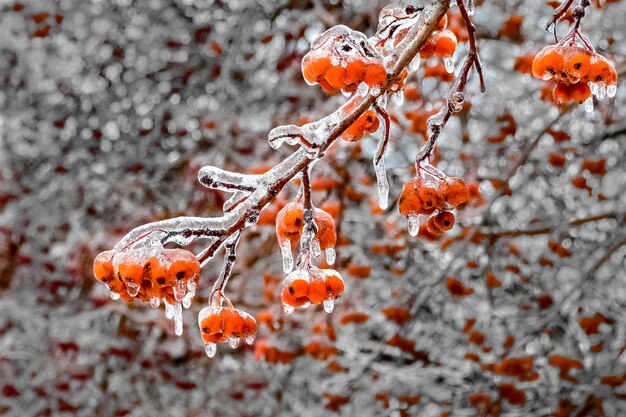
[
  {"left": 209, "top": 231, "right": 241, "bottom": 305},
  {"left": 114, "top": 0, "right": 452, "bottom": 261},
  {"left": 414, "top": 0, "right": 483, "bottom": 166},
  {"left": 198, "top": 166, "right": 261, "bottom": 193}
]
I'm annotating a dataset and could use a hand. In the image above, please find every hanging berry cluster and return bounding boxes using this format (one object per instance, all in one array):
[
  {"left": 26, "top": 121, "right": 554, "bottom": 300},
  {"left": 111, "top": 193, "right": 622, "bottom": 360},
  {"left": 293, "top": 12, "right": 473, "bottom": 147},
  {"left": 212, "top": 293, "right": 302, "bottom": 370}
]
[
  {"left": 531, "top": 10, "right": 617, "bottom": 110},
  {"left": 93, "top": 248, "right": 200, "bottom": 335},
  {"left": 399, "top": 167, "right": 469, "bottom": 238}
]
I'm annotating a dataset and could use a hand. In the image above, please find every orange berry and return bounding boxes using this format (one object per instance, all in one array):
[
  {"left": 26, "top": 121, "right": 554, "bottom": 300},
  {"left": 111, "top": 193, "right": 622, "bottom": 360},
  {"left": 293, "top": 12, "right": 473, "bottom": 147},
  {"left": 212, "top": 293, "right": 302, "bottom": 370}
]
[
  {"left": 399, "top": 177, "right": 440, "bottom": 215},
  {"left": 167, "top": 250, "right": 200, "bottom": 284},
  {"left": 552, "top": 83, "right": 571, "bottom": 105},
  {"left": 302, "top": 57, "right": 331, "bottom": 84},
  {"left": 437, "top": 14, "right": 448, "bottom": 30},
  {"left": 345, "top": 60, "right": 366, "bottom": 85},
  {"left": 426, "top": 216, "right": 444, "bottom": 235},
  {"left": 276, "top": 202, "right": 304, "bottom": 246},
  {"left": 281, "top": 286, "right": 309, "bottom": 308},
  {"left": 420, "top": 35, "right": 437, "bottom": 58},
  {"left": 569, "top": 82, "right": 591, "bottom": 103},
  {"left": 318, "top": 78, "right": 339, "bottom": 94},
  {"left": 222, "top": 309, "right": 245, "bottom": 337},
  {"left": 441, "top": 177, "right": 469, "bottom": 207},
  {"left": 146, "top": 256, "right": 169, "bottom": 288},
  {"left": 588, "top": 55, "right": 617, "bottom": 85},
  {"left": 433, "top": 211, "right": 455, "bottom": 231},
  {"left": 325, "top": 65, "right": 348, "bottom": 90},
  {"left": 363, "top": 63, "right": 387, "bottom": 86},
  {"left": 435, "top": 30, "right": 457, "bottom": 58},
  {"left": 565, "top": 48, "right": 592, "bottom": 81},
  {"left": 308, "top": 278, "right": 328, "bottom": 304},
  {"left": 117, "top": 253, "right": 145, "bottom": 287},
  {"left": 361, "top": 110, "right": 380, "bottom": 133},
  {"left": 314, "top": 208, "right": 337, "bottom": 250},
  {"left": 243, "top": 315, "right": 258, "bottom": 338},
  {"left": 287, "top": 277, "right": 310, "bottom": 298},
  {"left": 532, "top": 46, "right": 566, "bottom": 81},
  {"left": 93, "top": 250, "right": 115, "bottom": 284},
  {"left": 325, "top": 273, "right": 345, "bottom": 298}
]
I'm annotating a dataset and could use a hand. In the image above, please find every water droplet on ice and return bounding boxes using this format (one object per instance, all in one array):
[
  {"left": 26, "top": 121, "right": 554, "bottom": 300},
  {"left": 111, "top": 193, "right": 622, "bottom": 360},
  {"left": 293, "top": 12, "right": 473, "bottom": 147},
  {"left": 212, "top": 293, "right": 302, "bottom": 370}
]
[
  {"left": 283, "top": 303, "right": 295, "bottom": 315},
  {"left": 280, "top": 241, "right": 294, "bottom": 273},
  {"left": 126, "top": 282, "right": 140, "bottom": 297},
  {"left": 374, "top": 158, "right": 389, "bottom": 210},
  {"left": 584, "top": 96, "right": 594, "bottom": 113},
  {"left": 150, "top": 297, "right": 161, "bottom": 309},
  {"left": 371, "top": 87, "right": 381, "bottom": 96},
  {"left": 596, "top": 84, "right": 606, "bottom": 101},
  {"left": 444, "top": 57, "right": 454, "bottom": 73},
  {"left": 407, "top": 215, "right": 420, "bottom": 237},
  {"left": 245, "top": 334, "right": 255, "bottom": 345},
  {"left": 228, "top": 337, "right": 240, "bottom": 349},
  {"left": 168, "top": 234, "right": 194, "bottom": 246},
  {"left": 205, "top": 343, "right": 217, "bottom": 358},
  {"left": 110, "top": 290, "right": 120, "bottom": 301},
  {"left": 326, "top": 247, "right": 336, "bottom": 265},
  {"left": 607, "top": 84, "right": 617, "bottom": 98},
  {"left": 408, "top": 56, "right": 421, "bottom": 72},
  {"left": 173, "top": 302, "right": 183, "bottom": 336},
  {"left": 323, "top": 298, "right": 335, "bottom": 313}
]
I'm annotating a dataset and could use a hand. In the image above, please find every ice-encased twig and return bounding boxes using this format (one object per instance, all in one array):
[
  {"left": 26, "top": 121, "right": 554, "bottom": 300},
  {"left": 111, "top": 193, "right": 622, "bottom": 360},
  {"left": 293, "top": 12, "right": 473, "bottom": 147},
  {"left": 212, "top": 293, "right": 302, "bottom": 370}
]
[
  {"left": 197, "top": 166, "right": 261, "bottom": 192},
  {"left": 209, "top": 231, "right": 241, "bottom": 304}
]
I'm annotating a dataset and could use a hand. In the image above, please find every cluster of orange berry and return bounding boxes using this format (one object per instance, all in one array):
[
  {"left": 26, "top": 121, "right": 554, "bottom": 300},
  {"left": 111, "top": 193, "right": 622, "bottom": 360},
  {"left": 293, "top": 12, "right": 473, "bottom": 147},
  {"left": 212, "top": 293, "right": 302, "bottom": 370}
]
[
  {"left": 276, "top": 201, "right": 337, "bottom": 270},
  {"left": 532, "top": 43, "right": 617, "bottom": 107},
  {"left": 398, "top": 174, "right": 469, "bottom": 237},
  {"left": 93, "top": 248, "right": 199, "bottom": 307},
  {"left": 419, "top": 16, "right": 458, "bottom": 63},
  {"left": 93, "top": 248, "right": 200, "bottom": 335},
  {"left": 198, "top": 302, "right": 257, "bottom": 358},
  {"left": 302, "top": 26, "right": 387, "bottom": 95},
  {"left": 280, "top": 267, "right": 345, "bottom": 314}
]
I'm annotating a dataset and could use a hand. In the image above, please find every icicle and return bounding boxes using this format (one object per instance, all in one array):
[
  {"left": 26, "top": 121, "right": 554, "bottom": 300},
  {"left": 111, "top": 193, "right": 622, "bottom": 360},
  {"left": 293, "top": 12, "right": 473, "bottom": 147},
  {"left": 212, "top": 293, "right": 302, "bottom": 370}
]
[
  {"left": 173, "top": 281, "right": 186, "bottom": 302},
  {"left": 466, "top": 0, "right": 475, "bottom": 16},
  {"left": 245, "top": 334, "right": 255, "bottom": 345},
  {"left": 407, "top": 215, "right": 420, "bottom": 237},
  {"left": 282, "top": 303, "right": 295, "bottom": 315},
  {"left": 374, "top": 158, "right": 389, "bottom": 210},
  {"left": 280, "top": 241, "right": 294, "bottom": 273},
  {"left": 228, "top": 337, "right": 240, "bottom": 349},
  {"left": 323, "top": 298, "right": 335, "bottom": 313},
  {"left": 109, "top": 290, "right": 120, "bottom": 301},
  {"left": 205, "top": 343, "right": 217, "bottom": 358},
  {"left": 444, "top": 57, "right": 455, "bottom": 73},
  {"left": 125, "top": 282, "right": 140, "bottom": 297},
  {"left": 182, "top": 291, "right": 194, "bottom": 309},
  {"left": 584, "top": 97, "right": 594, "bottom": 113},
  {"left": 150, "top": 297, "right": 161, "bottom": 309},
  {"left": 596, "top": 84, "right": 606, "bottom": 101},
  {"left": 165, "top": 300, "right": 174, "bottom": 319},
  {"left": 607, "top": 84, "right": 617, "bottom": 98},
  {"left": 173, "top": 302, "right": 183, "bottom": 336},
  {"left": 326, "top": 247, "right": 336, "bottom": 265},
  {"left": 311, "top": 237, "right": 322, "bottom": 257}
]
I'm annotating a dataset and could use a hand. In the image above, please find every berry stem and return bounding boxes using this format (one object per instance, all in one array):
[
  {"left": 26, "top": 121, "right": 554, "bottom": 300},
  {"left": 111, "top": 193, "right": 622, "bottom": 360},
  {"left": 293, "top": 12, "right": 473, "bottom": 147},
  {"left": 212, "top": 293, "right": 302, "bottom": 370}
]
[{"left": 373, "top": 105, "right": 391, "bottom": 165}]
